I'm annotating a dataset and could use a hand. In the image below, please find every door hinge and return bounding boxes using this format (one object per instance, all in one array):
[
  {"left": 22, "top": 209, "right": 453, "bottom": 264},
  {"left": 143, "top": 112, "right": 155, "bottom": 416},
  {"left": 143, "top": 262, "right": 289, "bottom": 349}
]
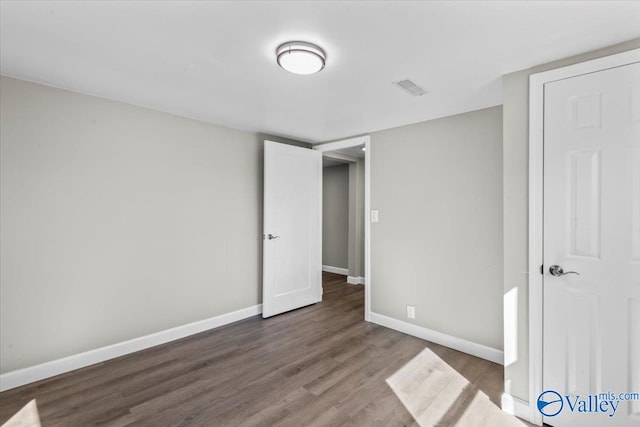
[{"left": 540, "top": 264, "right": 544, "bottom": 275}]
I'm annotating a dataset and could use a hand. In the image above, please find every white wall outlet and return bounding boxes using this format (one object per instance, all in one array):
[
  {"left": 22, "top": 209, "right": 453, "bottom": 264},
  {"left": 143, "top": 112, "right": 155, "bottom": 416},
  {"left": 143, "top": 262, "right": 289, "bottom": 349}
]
[
  {"left": 371, "top": 209, "right": 379, "bottom": 223},
  {"left": 406, "top": 305, "right": 415, "bottom": 319}
]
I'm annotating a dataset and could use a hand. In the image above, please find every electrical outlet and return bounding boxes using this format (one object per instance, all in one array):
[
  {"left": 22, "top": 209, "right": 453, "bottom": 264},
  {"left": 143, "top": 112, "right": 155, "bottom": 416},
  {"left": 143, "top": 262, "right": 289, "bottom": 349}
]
[{"left": 406, "top": 305, "right": 415, "bottom": 319}]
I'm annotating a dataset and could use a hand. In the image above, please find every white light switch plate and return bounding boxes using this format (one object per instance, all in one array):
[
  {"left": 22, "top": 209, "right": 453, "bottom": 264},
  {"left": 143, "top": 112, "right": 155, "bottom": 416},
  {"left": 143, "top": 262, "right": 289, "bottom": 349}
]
[{"left": 371, "top": 210, "right": 379, "bottom": 223}]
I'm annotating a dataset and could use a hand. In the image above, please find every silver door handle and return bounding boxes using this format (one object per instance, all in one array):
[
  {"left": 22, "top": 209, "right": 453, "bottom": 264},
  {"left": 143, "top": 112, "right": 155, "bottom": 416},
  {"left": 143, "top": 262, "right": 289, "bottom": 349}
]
[
  {"left": 266, "top": 234, "right": 280, "bottom": 240},
  {"left": 549, "top": 265, "right": 579, "bottom": 276}
]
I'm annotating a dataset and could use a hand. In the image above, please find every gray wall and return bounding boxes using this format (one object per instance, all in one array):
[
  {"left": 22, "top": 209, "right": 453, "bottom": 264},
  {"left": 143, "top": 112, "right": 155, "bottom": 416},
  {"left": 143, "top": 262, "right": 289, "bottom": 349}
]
[
  {"left": 322, "top": 164, "right": 349, "bottom": 269},
  {"left": 347, "top": 158, "right": 365, "bottom": 278},
  {"left": 370, "top": 106, "right": 504, "bottom": 351},
  {"left": 0, "top": 76, "right": 303, "bottom": 373},
  {"left": 502, "top": 38, "right": 640, "bottom": 402}
]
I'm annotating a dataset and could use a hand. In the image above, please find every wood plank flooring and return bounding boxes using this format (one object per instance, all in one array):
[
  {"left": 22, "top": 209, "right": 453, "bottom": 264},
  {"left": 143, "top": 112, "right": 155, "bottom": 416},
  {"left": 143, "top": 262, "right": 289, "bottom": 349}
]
[{"left": 0, "top": 273, "right": 523, "bottom": 426}]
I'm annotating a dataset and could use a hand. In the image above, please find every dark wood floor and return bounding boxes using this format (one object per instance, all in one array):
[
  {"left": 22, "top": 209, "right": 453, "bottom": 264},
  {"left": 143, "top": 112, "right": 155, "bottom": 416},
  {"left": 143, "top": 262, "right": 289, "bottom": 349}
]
[{"left": 0, "top": 273, "right": 509, "bottom": 426}]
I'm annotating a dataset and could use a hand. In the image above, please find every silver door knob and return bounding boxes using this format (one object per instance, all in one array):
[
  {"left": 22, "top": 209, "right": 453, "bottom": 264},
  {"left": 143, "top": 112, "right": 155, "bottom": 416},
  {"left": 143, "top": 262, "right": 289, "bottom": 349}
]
[
  {"left": 549, "top": 265, "right": 579, "bottom": 276},
  {"left": 267, "top": 234, "right": 280, "bottom": 240}
]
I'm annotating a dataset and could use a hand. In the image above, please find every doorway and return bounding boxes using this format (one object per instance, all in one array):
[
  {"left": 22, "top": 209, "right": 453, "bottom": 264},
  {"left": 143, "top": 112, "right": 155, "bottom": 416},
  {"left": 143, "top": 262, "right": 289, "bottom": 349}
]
[
  {"left": 321, "top": 149, "right": 365, "bottom": 285},
  {"left": 314, "top": 136, "right": 371, "bottom": 320},
  {"left": 322, "top": 159, "right": 350, "bottom": 276}
]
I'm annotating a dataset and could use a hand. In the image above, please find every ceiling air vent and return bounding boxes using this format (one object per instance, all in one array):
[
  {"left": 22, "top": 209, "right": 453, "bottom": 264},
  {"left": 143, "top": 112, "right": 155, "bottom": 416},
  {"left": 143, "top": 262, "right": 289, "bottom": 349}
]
[{"left": 392, "top": 79, "right": 427, "bottom": 97}]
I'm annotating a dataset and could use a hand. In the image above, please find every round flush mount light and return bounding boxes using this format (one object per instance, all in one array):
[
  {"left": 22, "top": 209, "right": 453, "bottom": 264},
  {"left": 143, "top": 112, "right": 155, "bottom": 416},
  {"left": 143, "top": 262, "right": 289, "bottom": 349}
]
[{"left": 276, "top": 41, "right": 326, "bottom": 75}]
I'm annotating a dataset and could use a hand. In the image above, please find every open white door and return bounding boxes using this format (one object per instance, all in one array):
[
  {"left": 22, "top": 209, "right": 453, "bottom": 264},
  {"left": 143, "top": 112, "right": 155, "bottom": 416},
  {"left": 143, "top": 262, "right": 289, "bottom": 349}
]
[
  {"left": 542, "top": 62, "right": 640, "bottom": 426},
  {"left": 263, "top": 140, "right": 322, "bottom": 318}
]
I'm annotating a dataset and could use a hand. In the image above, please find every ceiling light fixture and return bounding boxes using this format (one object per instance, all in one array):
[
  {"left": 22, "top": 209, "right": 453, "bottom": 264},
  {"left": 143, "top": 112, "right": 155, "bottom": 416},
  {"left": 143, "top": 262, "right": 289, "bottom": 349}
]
[{"left": 276, "top": 41, "right": 326, "bottom": 75}]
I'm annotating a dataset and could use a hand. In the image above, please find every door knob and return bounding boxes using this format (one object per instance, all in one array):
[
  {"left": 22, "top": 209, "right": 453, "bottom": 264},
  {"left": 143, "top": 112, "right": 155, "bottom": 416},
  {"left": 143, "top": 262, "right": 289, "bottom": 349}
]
[
  {"left": 266, "top": 234, "right": 280, "bottom": 240},
  {"left": 549, "top": 265, "right": 579, "bottom": 276}
]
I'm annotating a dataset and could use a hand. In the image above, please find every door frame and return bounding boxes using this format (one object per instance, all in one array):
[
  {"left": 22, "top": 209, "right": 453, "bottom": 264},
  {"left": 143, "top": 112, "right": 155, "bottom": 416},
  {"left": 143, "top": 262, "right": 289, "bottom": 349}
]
[
  {"left": 313, "top": 135, "right": 371, "bottom": 321},
  {"left": 528, "top": 48, "right": 640, "bottom": 425}
]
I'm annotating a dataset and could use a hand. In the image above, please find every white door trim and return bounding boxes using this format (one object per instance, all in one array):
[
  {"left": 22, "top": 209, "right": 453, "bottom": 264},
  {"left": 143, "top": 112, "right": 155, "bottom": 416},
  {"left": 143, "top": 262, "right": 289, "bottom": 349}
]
[
  {"left": 528, "top": 48, "right": 640, "bottom": 426},
  {"left": 314, "top": 136, "right": 371, "bottom": 321},
  {"left": 314, "top": 135, "right": 369, "bottom": 152}
]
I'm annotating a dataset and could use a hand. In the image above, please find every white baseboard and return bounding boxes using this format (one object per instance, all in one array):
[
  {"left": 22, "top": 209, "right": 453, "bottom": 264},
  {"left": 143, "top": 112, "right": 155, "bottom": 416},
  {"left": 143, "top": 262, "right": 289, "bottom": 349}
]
[
  {"left": 501, "top": 393, "right": 535, "bottom": 424},
  {"left": 368, "top": 312, "right": 504, "bottom": 365},
  {"left": 0, "top": 304, "right": 262, "bottom": 392},
  {"left": 322, "top": 265, "right": 348, "bottom": 275},
  {"left": 347, "top": 276, "right": 365, "bottom": 285}
]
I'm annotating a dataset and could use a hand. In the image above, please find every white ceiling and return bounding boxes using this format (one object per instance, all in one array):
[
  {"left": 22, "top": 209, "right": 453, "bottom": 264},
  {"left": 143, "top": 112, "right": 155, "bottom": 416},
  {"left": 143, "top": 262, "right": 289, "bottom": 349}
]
[{"left": 1, "top": 1, "right": 639, "bottom": 144}]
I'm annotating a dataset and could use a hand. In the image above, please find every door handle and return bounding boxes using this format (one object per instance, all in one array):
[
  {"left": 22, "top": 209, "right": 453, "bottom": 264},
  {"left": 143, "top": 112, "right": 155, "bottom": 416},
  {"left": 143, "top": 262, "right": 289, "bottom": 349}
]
[
  {"left": 549, "top": 265, "right": 579, "bottom": 277},
  {"left": 266, "top": 234, "right": 280, "bottom": 240}
]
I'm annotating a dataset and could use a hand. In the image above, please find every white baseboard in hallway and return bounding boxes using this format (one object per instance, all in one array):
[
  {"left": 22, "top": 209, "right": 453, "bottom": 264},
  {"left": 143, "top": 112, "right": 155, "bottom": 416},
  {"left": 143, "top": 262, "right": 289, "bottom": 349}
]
[
  {"left": 322, "top": 265, "right": 348, "bottom": 275},
  {"left": 0, "top": 304, "right": 262, "bottom": 392},
  {"left": 347, "top": 276, "right": 365, "bottom": 285}
]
